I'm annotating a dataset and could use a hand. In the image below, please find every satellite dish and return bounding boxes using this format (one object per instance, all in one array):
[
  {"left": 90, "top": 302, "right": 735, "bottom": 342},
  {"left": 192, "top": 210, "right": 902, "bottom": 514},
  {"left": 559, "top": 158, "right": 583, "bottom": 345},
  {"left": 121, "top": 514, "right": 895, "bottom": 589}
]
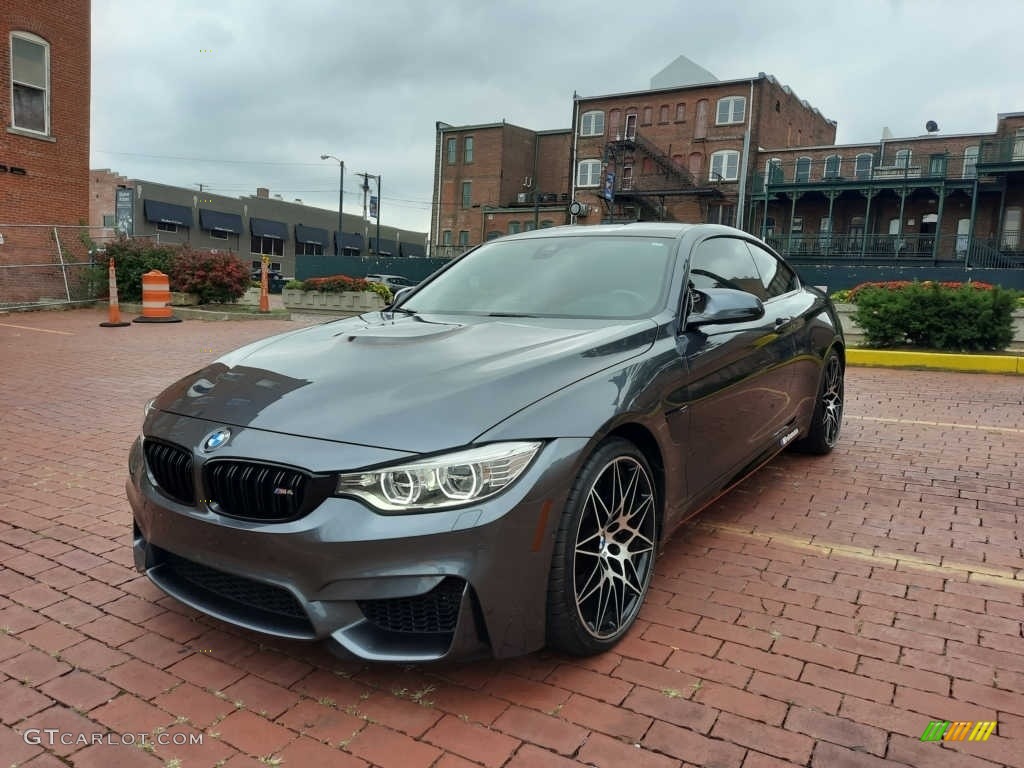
[{"left": 925, "top": 120, "right": 939, "bottom": 133}]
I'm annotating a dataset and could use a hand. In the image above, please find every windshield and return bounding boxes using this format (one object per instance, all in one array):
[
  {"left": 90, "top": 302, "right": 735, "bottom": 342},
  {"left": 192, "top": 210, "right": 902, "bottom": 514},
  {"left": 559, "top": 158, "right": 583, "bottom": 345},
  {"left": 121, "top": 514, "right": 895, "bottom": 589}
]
[{"left": 402, "top": 235, "right": 677, "bottom": 318}]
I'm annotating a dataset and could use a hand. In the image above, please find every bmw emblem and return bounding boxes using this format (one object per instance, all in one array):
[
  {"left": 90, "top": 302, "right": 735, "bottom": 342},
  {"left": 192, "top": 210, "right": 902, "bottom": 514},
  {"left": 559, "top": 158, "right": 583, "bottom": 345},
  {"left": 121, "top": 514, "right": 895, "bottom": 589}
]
[{"left": 202, "top": 428, "right": 231, "bottom": 452}]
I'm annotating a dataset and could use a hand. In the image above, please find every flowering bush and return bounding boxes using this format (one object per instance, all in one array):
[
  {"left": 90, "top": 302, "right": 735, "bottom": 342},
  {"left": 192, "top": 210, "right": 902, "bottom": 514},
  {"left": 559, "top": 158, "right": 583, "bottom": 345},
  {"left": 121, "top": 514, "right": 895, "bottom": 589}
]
[
  {"left": 851, "top": 280, "right": 1017, "bottom": 351},
  {"left": 168, "top": 246, "right": 250, "bottom": 304},
  {"left": 300, "top": 275, "right": 392, "bottom": 302}
]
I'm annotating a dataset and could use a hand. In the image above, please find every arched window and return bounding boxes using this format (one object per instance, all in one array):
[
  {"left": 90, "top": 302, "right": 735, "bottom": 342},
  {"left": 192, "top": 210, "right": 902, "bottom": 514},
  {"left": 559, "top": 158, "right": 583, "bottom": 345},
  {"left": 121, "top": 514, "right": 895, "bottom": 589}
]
[
  {"left": 608, "top": 109, "right": 621, "bottom": 137},
  {"left": 795, "top": 156, "right": 811, "bottom": 182},
  {"left": 507, "top": 221, "right": 521, "bottom": 234},
  {"left": 642, "top": 106, "right": 653, "bottom": 125},
  {"left": 576, "top": 159, "right": 602, "bottom": 187},
  {"left": 766, "top": 158, "right": 784, "bottom": 184},
  {"left": 10, "top": 31, "right": 51, "bottom": 134},
  {"left": 709, "top": 150, "right": 740, "bottom": 181},
  {"left": 659, "top": 105, "right": 669, "bottom": 123},
  {"left": 675, "top": 103, "right": 686, "bottom": 121},
  {"left": 579, "top": 110, "right": 605, "bottom": 137},
  {"left": 823, "top": 155, "right": 841, "bottom": 179},
  {"left": 962, "top": 146, "right": 979, "bottom": 178},
  {"left": 894, "top": 149, "right": 912, "bottom": 169},
  {"left": 854, "top": 153, "right": 873, "bottom": 180}
]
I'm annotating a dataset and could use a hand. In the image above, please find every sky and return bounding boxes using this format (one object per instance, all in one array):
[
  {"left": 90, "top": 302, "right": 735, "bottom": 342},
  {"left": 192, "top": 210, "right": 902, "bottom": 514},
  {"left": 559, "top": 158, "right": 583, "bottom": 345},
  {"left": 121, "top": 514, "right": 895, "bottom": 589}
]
[{"left": 90, "top": 0, "right": 1023, "bottom": 235}]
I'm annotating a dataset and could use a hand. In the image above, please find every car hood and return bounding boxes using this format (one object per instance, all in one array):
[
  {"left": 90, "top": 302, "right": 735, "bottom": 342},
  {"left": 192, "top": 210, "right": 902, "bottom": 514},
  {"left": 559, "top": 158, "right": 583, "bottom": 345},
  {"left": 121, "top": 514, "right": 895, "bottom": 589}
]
[{"left": 154, "top": 312, "right": 657, "bottom": 453}]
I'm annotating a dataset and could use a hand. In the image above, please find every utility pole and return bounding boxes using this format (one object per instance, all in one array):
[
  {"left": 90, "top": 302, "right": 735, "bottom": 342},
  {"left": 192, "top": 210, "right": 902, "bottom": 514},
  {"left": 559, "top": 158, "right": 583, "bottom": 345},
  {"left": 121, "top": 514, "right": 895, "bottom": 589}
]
[
  {"left": 356, "top": 172, "right": 372, "bottom": 250},
  {"left": 375, "top": 175, "right": 381, "bottom": 257}
]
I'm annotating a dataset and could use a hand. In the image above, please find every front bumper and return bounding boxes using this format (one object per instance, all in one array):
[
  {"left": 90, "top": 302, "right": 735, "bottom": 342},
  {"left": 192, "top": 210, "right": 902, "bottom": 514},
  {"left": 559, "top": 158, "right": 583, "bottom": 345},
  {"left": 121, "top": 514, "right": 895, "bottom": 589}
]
[{"left": 127, "top": 417, "right": 586, "bottom": 661}]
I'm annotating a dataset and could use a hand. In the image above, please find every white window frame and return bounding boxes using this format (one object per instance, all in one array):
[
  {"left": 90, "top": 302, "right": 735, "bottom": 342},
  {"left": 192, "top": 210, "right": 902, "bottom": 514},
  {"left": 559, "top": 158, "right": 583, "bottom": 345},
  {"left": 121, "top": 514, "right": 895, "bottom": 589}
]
[
  {"left": 709, "top": 150, "right": 740, "bottom": 182},
  {"left": 962, "top": 146, "right": 979, "bottom": 178},
  {"left": 210, "top": 228, "right": 229, "bottom": 240},
  {"left": 446, "top": 137, "right": 457, "bottom": 164},
  {"left": 576, "top": 159, "right": 602, "bottom": 187},
  {"left": 579, "top": 110, "right": 605, "bottom": 137},
  {"left": 10, "top": 31, "right": 51, "bottom": 135},
  {"left": 795, "top": 156, "right": 812, "bottom": 182},
  {"left": 716, "top": 96, "right": 746, "bottom": 125},
  {"left": 156, "top": 221, "right": 178, "bottom": 233},
  {"left": 463, "top": 136, "right": 474, "bottom": 163},
  {"left": 823, "top": 155, "right": 841, "bottom": 179},
  {"left": 854, "top": 153, "right": 873, "bottom": 179},
  {"left": 624, "top": 112, "right": 637, "bottom": 140},
  {"left": 894, "top": 149, "right": 912, "bottom": 169},
  {"left": 765, "top": 157, "right": 783, "bottom": 185}
]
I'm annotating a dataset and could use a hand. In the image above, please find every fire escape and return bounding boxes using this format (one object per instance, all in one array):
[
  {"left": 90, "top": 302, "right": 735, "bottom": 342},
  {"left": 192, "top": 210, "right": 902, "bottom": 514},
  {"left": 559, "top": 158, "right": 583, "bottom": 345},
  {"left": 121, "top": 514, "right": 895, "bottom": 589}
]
[{"left": 602, "top": 131, "right": 723, "bottom": 223}]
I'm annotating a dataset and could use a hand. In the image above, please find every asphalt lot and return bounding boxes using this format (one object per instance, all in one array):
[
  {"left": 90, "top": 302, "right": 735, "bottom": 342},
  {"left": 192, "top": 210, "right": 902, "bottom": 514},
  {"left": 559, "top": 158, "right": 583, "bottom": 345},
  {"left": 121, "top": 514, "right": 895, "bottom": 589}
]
[{"left": 1, "top": 307, "right": 1022, "bottom": 768}]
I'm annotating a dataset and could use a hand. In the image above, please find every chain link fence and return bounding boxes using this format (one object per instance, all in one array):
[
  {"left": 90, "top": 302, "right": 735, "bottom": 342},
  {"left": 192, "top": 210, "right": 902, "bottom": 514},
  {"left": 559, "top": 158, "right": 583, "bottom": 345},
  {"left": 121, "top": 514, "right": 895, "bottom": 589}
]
[{"left": 0, "top": 224, "right": 154, "bottom": 311}]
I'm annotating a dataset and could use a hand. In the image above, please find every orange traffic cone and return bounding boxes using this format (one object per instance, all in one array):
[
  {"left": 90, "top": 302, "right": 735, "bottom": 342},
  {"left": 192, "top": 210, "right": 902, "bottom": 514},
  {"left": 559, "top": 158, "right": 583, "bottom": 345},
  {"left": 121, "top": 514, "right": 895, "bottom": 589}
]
[{"left": 99, "top": 257, "right": 131, "bottom": 327}]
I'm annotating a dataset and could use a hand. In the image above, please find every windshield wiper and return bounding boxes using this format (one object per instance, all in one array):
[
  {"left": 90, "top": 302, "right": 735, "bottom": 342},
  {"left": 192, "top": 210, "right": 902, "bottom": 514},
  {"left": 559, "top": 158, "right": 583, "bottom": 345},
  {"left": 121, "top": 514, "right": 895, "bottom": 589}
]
[
  {"left": 488, "top": 312, "right": 538, "bottom": 317},
  {"left": 388, "top": 306, "right": 416, "bottom": 315}
]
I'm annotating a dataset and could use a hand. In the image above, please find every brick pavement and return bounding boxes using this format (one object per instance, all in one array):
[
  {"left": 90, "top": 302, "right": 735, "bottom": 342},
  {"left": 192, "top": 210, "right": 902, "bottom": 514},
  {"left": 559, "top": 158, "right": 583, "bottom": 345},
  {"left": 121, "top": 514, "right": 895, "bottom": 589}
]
[{"left": 0, "top": 307, "right": 1021, "bottom": 767}]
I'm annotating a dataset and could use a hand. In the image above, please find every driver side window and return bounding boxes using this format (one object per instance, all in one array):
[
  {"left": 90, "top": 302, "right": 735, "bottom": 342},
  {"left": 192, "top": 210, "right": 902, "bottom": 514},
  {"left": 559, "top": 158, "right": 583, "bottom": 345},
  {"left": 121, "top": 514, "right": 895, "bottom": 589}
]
[{"left": 688, "top": 237, "right": 765, "bottom": 300}]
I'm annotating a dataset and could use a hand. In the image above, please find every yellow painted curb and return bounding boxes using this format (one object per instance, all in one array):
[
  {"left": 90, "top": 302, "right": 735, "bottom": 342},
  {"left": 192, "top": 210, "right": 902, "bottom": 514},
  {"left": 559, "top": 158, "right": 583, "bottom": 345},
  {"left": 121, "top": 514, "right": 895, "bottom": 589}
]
[{"left": 847, "top": 348, "right": 1023, "bottom": 374}]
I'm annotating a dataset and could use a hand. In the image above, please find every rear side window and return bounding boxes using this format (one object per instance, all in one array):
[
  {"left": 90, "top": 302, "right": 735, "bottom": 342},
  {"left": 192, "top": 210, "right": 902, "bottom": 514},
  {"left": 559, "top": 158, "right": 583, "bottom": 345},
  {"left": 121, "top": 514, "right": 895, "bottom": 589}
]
[
  {"left": 745, "top": 241, "right": 799, "bottom": 299},
  {"left": 688, "top": 237, "right": 764, "bottom": 298}
]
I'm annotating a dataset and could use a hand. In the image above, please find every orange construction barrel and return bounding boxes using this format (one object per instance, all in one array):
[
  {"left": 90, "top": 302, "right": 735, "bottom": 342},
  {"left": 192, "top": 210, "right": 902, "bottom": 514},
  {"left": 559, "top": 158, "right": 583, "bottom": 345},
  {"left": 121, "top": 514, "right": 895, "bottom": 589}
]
[{"left": 133, "top": 270, "right": 181, "bottom": 323}]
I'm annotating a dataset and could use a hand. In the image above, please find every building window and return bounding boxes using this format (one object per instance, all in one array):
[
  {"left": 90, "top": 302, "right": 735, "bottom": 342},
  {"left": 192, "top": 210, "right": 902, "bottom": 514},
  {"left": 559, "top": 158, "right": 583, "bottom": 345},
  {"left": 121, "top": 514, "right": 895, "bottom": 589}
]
[
  {"left": 624, "top": 112, "right": 637, "bottom": 139},
  {"left": 823, "top": 155, "right": 841, "bottom": 179},
  {"left": 461, "top": 181, "right": 472, "bottom": 208},
  {"left": 659, "top": 105, "right": 669, "bottom": 123},
  {"left": 102, "top": 214, "right": 115, "bottom": 227},
  {"left": 608, "top": 109, "right": 621, "bottom": 137},
  {"left": 622, "top": 165, "right": 633, "bottom": 190},
  {"left": 156, "top": 222, "right": 178, "bottom": 233},
  {"left": 442, "top": 230, "right": 452, "bottom": 245},
  {"left": 508, "top": 221, "right": 520, "bottom": 234},
  {"left": 709, "top": 150, "right": 739, "bottom": 182},
  {"left": 706, "top": 205, "right": 736, "bottom": 226},
  {"left": 766, "top": 158, "right": 783, "bottom": 184},
  {"left": 929, "top": 153, "right": 947, "bottom": 177},
  {"left": 855, "top": 153, "right": 873, "bottom": 180},
  {"left": 576, "top": 159, "right": 602, "bottom": 187},
  {"left": 10, "top": 32, "right": 50, "bottom": 134},
  {"left": 716, "top": 96, "right": 746, "bottom": 125},
  {"left": 694, "top": 100, "right": 708, "bottom": 139},
  {"left": 962, "top": 146, "right": 979, "bottom": 178},
  {"left": 579, "top": 110, "right": 605, "bottom": 137},
  {"left": 446, "top": 137, "right": 457, "bottom": 164},
  {"left": 251, "top": 236, "right": 283, "bottom": 256},
  {"left": 688, "top": 152, "right": 702, "bottom": 176},
  {"left": 524, "top": 221, "right": 536, "bottom": 232},
  {"left": 296, "top": 241, "right": 323, "bottom": 256},
  {"left": 486, "top": 231, "right": 502, "bottom": 240},
  {"left": 211, "top": 228, "right": 230, "bottom": 240},
  {"left": 458, "top": 230, "right": 469, "bottom": 247},
  {"left": 539, "top": 220, "right": 554, "bottom": 228},
  {"left": 894, "top": 149, "right": 911, "bottom": 169},
  {"left": 675, "top": 103, "right": 686, "bottom": 121},
  {"left": 464, "top": 137, "right": 474, "bottom": 163},
  {"left": 795, "top": 156, "right": 811, "bottom": 182},
  {"left": 642, "top": 106, "right": 653, "bottom": 125}
]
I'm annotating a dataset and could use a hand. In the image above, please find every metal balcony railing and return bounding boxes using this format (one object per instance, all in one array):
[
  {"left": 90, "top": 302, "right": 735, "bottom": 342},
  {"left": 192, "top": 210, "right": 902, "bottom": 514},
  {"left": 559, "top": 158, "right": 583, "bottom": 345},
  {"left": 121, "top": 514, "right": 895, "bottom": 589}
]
[
  {"left": 978, "top": 137, "right": 1024, "bottom": 167},
  {"left": 753, "top": 151, "right": 985, "bottom": 191}
]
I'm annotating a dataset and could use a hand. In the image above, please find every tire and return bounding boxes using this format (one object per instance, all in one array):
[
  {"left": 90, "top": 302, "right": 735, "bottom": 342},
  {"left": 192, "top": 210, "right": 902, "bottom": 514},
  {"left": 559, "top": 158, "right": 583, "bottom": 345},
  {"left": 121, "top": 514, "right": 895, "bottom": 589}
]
[
  {"left": 793, "top": 348, "right": 844, "bottom": 455},
  {"left": 546, "top": 438, "right": 659, "bottom": 655}
]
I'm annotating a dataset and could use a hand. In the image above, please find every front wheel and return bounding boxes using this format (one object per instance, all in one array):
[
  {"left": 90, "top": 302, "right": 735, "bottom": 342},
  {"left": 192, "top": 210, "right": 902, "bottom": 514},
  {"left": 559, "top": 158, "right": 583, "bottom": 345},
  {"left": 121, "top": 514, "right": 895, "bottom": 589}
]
[
  {"left": 546, "top": 438, "right": 659, "bottom": 655},
  {"left": 793, "top": 349, "right": 844, "bottom": 455}
]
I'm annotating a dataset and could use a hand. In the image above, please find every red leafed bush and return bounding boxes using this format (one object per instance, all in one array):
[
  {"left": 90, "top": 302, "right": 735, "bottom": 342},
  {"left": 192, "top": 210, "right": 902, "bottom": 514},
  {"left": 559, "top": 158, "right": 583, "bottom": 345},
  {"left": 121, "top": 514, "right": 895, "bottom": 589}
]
[
  {"left": 301, "top": 274, "right": 373, "bottom": 293},
  {"left": 847, "top": 279, "right": 994, "bottom": 303},
  {"left": 168, "top": 246, "right": 250, "bottom": 304}
]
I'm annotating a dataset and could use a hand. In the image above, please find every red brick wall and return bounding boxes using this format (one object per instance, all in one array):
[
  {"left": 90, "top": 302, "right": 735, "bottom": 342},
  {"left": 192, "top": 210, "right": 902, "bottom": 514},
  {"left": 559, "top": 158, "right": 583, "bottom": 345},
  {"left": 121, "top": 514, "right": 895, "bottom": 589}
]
[
  {"left": 1, "top": 0, "right": 91, "bottom": 303},
  {"left": 89, "top": 168, "right": 129, "bottom": 233}
]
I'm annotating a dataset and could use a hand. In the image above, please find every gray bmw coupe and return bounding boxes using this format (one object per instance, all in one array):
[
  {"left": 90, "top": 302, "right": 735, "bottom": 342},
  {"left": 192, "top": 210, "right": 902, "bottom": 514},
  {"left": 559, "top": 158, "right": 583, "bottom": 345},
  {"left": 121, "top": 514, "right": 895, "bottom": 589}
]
[{"left": 128, "top": 223, "right": 844, "bottom": 662}]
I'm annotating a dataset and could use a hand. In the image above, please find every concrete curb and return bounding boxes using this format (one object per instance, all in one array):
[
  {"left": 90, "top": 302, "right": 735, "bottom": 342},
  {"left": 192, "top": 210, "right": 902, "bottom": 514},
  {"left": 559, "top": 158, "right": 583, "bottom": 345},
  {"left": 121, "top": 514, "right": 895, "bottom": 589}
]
[
  {"left": 108, "top": 302, "right": 291, "bottom": 321},
  {"left": 847, "top": 348, "right": 1024, "bottom": 375}
]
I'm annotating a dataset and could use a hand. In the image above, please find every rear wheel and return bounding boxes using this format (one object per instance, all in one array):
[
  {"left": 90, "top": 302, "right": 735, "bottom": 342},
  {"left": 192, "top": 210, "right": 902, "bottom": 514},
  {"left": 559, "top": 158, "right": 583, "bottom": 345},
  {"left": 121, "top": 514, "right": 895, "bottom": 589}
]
[
  {"left": 794, "top": 349, "right": 844, "bottom": 454},
  {"left": 546, "top": 439, "right": 658, "bottom": 655}
]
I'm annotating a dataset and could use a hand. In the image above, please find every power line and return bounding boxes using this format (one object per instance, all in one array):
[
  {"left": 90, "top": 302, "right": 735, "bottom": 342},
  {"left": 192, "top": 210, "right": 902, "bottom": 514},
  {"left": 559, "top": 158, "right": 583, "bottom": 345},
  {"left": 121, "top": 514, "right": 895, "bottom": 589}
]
[{"left": 93, "top": 149, "right": 326, "bottom": 166}]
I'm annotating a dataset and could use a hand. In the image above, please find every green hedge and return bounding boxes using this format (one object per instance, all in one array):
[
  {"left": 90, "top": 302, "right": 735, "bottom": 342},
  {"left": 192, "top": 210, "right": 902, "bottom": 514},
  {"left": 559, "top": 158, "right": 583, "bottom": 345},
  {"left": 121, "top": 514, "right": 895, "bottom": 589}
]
[{"left": 851, "top": 281, "right": 1018, "bottom": 351}]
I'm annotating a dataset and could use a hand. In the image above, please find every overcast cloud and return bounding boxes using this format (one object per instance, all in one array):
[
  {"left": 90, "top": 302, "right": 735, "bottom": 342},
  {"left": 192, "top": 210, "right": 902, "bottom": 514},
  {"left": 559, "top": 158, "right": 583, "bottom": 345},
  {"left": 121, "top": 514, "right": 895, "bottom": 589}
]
[{"left": 91, "top": 0, "right": 1023, "bottom": 233}]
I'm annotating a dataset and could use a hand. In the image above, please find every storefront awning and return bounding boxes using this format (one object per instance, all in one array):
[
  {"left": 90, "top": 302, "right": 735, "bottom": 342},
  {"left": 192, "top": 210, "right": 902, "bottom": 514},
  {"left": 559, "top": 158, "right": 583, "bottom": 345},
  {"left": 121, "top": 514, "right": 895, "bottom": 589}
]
[
  {"left": 250, "top": 217, "right": 288, "bottom": 239},
  {"left": 199, "top": 209, "right": 242, "bottom": 233},
  {"left": 143, "top": 199, "right": 193, "bottom": 227},
  {"left": 295, "top": 224, "right": 328, "bottom": 245},
  {"left": 335, "top": 232, "right": 364, "bottom": 251}
]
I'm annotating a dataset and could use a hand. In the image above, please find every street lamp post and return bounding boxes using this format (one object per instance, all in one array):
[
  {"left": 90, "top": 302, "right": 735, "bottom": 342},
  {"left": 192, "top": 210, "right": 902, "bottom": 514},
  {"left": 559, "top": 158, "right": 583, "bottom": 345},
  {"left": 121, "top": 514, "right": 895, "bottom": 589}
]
[{"left": 320, "top": 154, "right": 344, "bottom": 251}]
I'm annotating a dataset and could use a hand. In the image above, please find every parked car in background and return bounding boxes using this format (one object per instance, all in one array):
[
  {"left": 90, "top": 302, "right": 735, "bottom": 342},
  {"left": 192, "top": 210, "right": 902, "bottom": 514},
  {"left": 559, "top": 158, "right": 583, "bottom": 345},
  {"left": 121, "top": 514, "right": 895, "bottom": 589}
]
[
  {"left": 128, "top": 223, "right": 845, "bottom": 662},
  {"left": 251, "top": 267, "right": 287, "bottom": 294},
  {"left": 365, "top": 273, "right": 417, "bottom": 295}
]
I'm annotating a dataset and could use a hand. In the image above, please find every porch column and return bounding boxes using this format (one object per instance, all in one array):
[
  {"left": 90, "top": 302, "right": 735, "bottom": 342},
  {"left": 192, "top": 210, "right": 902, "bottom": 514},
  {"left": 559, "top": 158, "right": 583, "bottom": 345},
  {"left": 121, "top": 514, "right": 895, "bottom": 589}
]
[
  {"left": 825, "top": 192, "right": 837, "bottom": 257},
  {"left": 931, "top": 185, "right": 946, "bottom": 263},
  {"left": 965, "top": 179, "right": 979, "bottom": 266},
  {"left": 896, "top": 189, "right": 907, "bottom": 257},
  {"left": 861, "top": 189, "right": 874, "bottom": 259}
]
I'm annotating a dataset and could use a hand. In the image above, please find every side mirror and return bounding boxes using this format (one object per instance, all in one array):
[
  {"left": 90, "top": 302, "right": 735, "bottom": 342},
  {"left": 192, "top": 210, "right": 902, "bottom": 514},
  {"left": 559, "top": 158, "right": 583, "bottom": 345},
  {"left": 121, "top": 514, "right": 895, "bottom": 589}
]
[
  {"left": 390, "top": 286, "right": 414, "bottom": 306},
  {"left": 685, "top": 287, "right": 764, "bottom": 329}
]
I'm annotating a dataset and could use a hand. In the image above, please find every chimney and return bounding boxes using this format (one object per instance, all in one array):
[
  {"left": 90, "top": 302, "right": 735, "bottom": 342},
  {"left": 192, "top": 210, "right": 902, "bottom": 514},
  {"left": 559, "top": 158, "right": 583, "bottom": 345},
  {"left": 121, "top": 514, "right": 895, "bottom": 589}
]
[{"left": 256, "top": 187, "right": 270, "bottom": 199}]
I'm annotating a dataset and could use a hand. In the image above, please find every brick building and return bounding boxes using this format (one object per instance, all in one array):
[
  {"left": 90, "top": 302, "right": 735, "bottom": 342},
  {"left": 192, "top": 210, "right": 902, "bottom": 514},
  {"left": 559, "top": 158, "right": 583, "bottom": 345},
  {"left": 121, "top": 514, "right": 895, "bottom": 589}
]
[
  {"left": 0, "top": 0, "right": 91, "bottom": 305},
  {"left": 431, "top": 58, "right": 1024, "bottom": 273}
]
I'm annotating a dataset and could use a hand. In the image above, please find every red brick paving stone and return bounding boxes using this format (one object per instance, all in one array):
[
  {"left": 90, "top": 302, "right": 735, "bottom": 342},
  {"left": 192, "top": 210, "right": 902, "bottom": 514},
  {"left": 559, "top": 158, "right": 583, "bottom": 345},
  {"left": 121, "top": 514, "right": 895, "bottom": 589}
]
[
  {"left": 4, "top": 552, "right": 57, "bottom": 577},
  {"left": 0, "top": 723, "right": 44, "bottom": 765},
  {"left": 493, "top": 704, "right": 588, "bottom": 756},
  {"left": 505, "top": 743, "right": 587, "bottom": 768},
  {"left": 577, "top": 730, "right": 682, "bottom": 768},
  {"left": 222, "top": 756, "right": 268, "bottom": 768},
  {"left": 58, "top": 549, "right": 110, "bottom": 574},
  {"left": 544, "top": 663, "right": 633, "bottom": 705},
  {"left": 813, "top": 627, "right": 901, "bottom": 663},
  {"left": 483, "top": 673, "right": 570, "bottom": 713},
  {"left": 738, "top": 611, "right": 817, "bottom": 643},
  {"left": 118, "top": 632, "right": 189, "bottom": 669},
  {"left": 953, "top": 678, "right": 1024, "bottom": 718},
  {"left": 39, "top": 669, "right": 119, "bottom": 712},
  {"left": 622, "top": 685, "right": 719, "bottom": 734},
  {"left": 166, "top": 652, "right": 246, "bottom": 692},
  {"left": 613, "top": 629, "right": 676, "bottom": 664},
  {"left": 291, "top": 668, "right": 374, "bottom": 705},
  {"left": 643, "top": 622, "right": 724, "bottom": 657},
  {"left": 643, "top": 719, "right": 746, "bottom": 768},
  {"left": 811, "top": 741, "right": 914, "bottom": 768},
  {"left": 893, "top": 614, "right": 979, "bottom": 645},
  {"left": 19, "top": 753, "right": 75, "bottom": 768},
  {"left": 693, "top": 683, "right": 788, "bottom": 726},
  {"left": 560, "top": 691, "right": 652, "bottom": 741},
  {"left": 21, "top": 704, "right": 104, "bottom": 756},
  {"left": 17, "top": 621, "right": 87, "bottom": 653},
  {"left": 235, "top": 649, "right": 312, "bottom": 688},
  {"left": 426, "top": 683, "right": 510, "bottom": 726},
  {"left": 783, "top": 706, "right": 887, "bottom": 757},
  {"left": 90, "top": 693, "right": 176, "bottom": 734},
  {"left": 0, "top": 567, "right": 36, "bottom": 594},
  {"left": 103, "top": 659, "right": 181, "bottom": 699},
  {"left": 102, "top": 595, "right": 165, "bottom": 624},
  {"left": 0, "top": 603, "right": 48, "bottom": 632},
  {"left": 0, "top": 632, "right": 31, "bottom": 662},
  {"left": 82, "top": 563, "right": 135, "bottom": 589},
  {"left": 1, "top": 649, "right": 72, "bottom": 685},
  {"left": 781, "top": 604, "right": 857, "bottom": 634},
  {"left": 423, "top": 713, "right": 521, "bottom": 767},
  {"left": 215, "top": 709, "right": 295, "bottom": 755},
  {"left": 59, "top": 742, "right": 164, "bottom": 768},
  {"left": 276, "top": 734, "right": 369, "bottom": 767},
  {"left": 812, "top": 596, "right": 860, "bottom": 618},
  {"left": 154, "top": 682, "right": 236, "bottom": 728},
  {"left": 136, "top": 610, "right": 207, "bottom": 644},
  {"left": 668, "top": 648, "right": 754, "bottom": 689},
  {"left": 276, "top": 698, "right": 365, "bottom": 746},
  {"left": 0, "top": 679, "right": 53, "bottom": 723},
  {"left": 346, "top": 723, "right": 443, "bottom": 768},
  {"left": 78, "top": 614, "right": 148, "bottom": 646},
  {"left": 886, "top": 733, "right": 1006, "bottom": 768},
  {"left": 350, "top": 692, "right": 443, "bottom": 738},
  {"left": 151, "top": 723, "right": 238, "bottom": 767},
  {"left": 613, "top": 658, "right": 703, "bottom": 698},
  {"left": 39, "top": 597, "right": 105, "bottom": 627},
  {"left": 58, "top": 638, "right": 131, "bottom": 673},
  {"left": 716, "top": 642, "right": 803, "bottom": 680},
  {"left": 856, "top": 657, "right": 950, "bottom": 695},
  {"left": 799, "top": 664, "right": 894, "bottom": 705},
  {"left": 711, "top": 712, "right": 814, "bottom": 765},
  {"left": 218, "top": 674, "right": 299, "bottom": 720},
  {"left": 745, "top": 671, "right": 842, "bottom": 716},
  {"left": 10, "top": 583, "right": 64, "bottom": 610},
  {"left": 742, "top": 752, "right": 807, "bottom": 768}
]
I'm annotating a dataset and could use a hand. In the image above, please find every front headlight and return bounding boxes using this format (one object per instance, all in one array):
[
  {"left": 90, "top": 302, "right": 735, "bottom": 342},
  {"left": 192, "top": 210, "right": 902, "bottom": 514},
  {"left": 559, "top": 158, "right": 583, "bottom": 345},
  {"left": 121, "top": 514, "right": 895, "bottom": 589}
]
[
  {"left": 144, "top": 398, "right": 156, "bottom": 417},
  {"left": 336, "top": 441, "right": 542, "bottom": 512}
]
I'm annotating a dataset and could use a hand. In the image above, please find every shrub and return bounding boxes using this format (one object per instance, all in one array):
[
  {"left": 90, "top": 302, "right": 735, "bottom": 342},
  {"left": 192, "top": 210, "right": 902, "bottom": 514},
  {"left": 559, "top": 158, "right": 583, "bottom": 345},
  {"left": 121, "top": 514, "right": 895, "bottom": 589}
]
[
  {"left": 168, "top": 246, "right": 250, "bottom": 304},
  {"left": 98, "top": 237, "right": 178, "bottom": 302},
  {"left": 300, "top": 274, "right": 392, "bottom": 302},
  {"left": 284, "top": 279, "right": 304, "bottom": 289},
  {"left": 852, "top": 281, "right": 1018, "bottom": 351}
]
